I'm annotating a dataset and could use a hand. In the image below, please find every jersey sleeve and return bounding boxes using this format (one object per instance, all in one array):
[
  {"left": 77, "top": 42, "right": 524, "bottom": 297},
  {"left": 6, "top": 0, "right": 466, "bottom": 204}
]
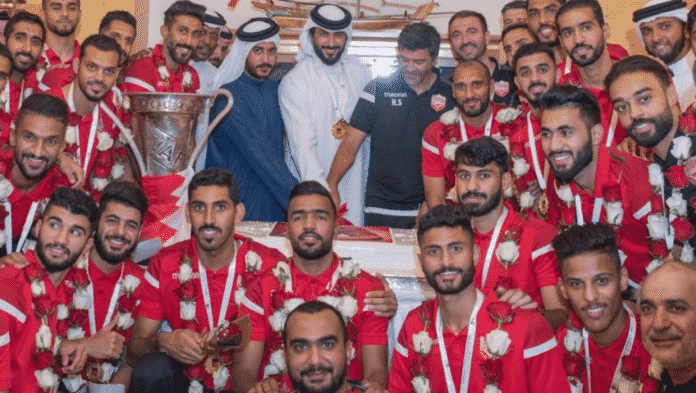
[
  {"left": 0, "top": 278, "right": 23, "bottom": 391},
  {"left": 522, "top": 311, "right": 571, "bottom": 393},
  {"left": 388, "top": 312, "right": 417, "bottom": 393},
  {"left": 349, "top": 81, "right": 377, "bottom": 135},
  {"left": 122, "top": 58, "right": 156, "bottom": 93},
  {"left": 238, "top": 278, "right": 270, "bottom": 342},
  {"left": 137, "top": 254, "right": 165, "bottom": 321},
  {"left": 530, "top": 222, "right": 561, "bottom": 288},
  {"left": 422, "top": 120, "right": 445, "bottom": 178},
  {"left": 356, "top": 275, "right": 388, "bottom": 346}
]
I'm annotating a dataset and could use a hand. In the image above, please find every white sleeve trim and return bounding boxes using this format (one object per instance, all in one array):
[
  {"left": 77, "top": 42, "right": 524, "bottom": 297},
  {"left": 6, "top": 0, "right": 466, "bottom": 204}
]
[
  {"left": 124, "top": 77, "right": 155, "bottom": 92},
  {"left": 241, "top": 295, "right": 264, "bottom": 315},
  {"left": 360, "top": 91, "right": 375, "bottom": 103},
  {"left": 0, "top": 299, "right": 26, "bottom": 323},
  {"left": 0, "top": 332, "right": 8, "bottom": 347},
  {"left": 422, "top": 139, "right": 439, "bottom": 155},
  {"left": 532, "top": 244, "right": 553, "bottom": 260},
  {"left": 394, "top": 341, "right": 408, "bottom": 358},
  {"left": 144, "top": 271, "right": 159, "bottom": 289},
  {"left": 633, "top": 201, "right": 652, "bottom": 221},
  {"left": 523, "top": 337, "right": 557, "bottom": 359}
]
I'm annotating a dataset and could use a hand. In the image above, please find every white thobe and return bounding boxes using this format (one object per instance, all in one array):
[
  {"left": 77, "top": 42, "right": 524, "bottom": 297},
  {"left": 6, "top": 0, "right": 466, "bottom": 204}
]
[
  {"left": 280, "top": 56, "right": 371, "bottom": 225},
  {"left": 191, "top": 60, "right": 220, "bottom": 171},
  {"left": 669, "top": 51, "right": 696, "bottom": 110}
]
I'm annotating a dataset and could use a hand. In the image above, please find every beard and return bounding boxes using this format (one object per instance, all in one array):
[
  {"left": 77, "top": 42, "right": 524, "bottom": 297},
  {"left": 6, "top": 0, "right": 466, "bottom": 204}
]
[
  {"left": 459, "top": 188, "right": 503, "bottom": 217},
  {"left": 647, "top": 36, "right": 686, "bottom": 65},
  {"left": 93, "top": 229, "right": 137, "bottom": 265},
  {"left": 626, "top": 107, "right": 674, "bottom": 148},
  {"left": 525, "top": 82, "right": 550, "bottom": 108},
  {"left": 49, "top": 23, "right": 77, "bottom": 38},
  {"left": 78, "top": 79, "right": 109, "bottom": 102},
  {"left": 313, "top": 42, "right": 345, "bottom": 66},
  {"left": 36, "top": 239, "right": 80, "bottom": 274},
  {"left": 457, "top": 96, "right": 490, "bottom": 117},
  {"left": 455, "top": 42, "right": 486, "bottom": 62},
  {"left": 548, "top": 137, "right": 593, "bottom": 185},
  {"left": 14, "top": 151, "right": 51, "bottom": 180},
  {"left": 569, "top": 39, "right": 605, "bottom": 66},
  {"left": 290, "top": 363, "right": 347, "bottom": 393},
  {"left": 167, "top": 40, "right": 194, "bottom": 65},
  {"left": 291, "top": 230, "right": 332, "bottom": 261},
  {"left": 12, "top": 52, "right": 39, "bottom": 73},
  {"left": 425, "top": 263, "right": 475, "bottom": 295},
  {"left": 244, "top": 58, "right": 273, "bottom": 80}
]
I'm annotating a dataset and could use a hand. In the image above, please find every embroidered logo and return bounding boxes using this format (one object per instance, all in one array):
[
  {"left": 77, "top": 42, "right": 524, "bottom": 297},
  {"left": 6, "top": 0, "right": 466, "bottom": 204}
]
[
  {"left": 431, "top": 94, "right": 446, "bottom": 112},
  {"left": 495, "top": 81, "right": 510, "bottom": 97}
]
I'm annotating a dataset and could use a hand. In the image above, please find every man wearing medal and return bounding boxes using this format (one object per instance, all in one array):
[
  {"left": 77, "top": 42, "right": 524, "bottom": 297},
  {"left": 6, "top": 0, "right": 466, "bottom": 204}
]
[
  {"left": 554, "top": 223, "right": 654, "bottom": 393},
  {"left": 540, "top": 84, "right": 668, "bottom": 298},
  {"left": 280, "top": 4, "right": 371, "bottom": 226},
  {"left": 235, "top": 181, "right": 394, "bottom": 393},
  {"left": 422, "top": 60, "right": 525, "bottom": 210},
  {"left": 127, "top": 168, "right": 287, "bottom": 392},
  {"left": 389, "top": 204, "right": 569, "bottom": 393}
]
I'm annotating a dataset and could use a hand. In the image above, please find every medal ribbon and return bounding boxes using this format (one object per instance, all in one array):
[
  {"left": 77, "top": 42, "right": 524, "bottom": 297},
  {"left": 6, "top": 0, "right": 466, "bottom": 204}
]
[
  {"left": 67, "top": 82, "right": 100, "bottom": 175},
  {"left": 526, "top": 114, "right": 546, "bottom": 190},
  {"left": 198, "top": 249, "right": 238, "bottom": 331},
  {"left": 87, "top": 262, "right": 125, "bottom": 335},
  {"left": 480, "top": 207, "right": 509, "bottom": 287},
  {"left": 458, "top": 112, "right": 493, "bottom": 143}
]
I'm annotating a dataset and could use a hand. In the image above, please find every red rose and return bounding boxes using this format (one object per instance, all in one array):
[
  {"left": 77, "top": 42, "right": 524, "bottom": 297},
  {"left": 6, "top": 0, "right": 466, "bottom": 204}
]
[
  {"left": 72, "top": 269, "right": 90, "bottom": 288},
  {"left": 493, "top": 276, "right": 515, "bottom": 298},
  {"left": 33, "top": 351, "right": 55, "bottom": 368},
  {"left": 650, "top": 240, "right": 670, "bottom": 259},
  {"left": 620, "top": 355, "right": 641, "bottom": 380},
  {"left": 672, "top": 218, "right": 694, "bottom": 241},
  {"left": 347, "top": 322, "right": 359, "bottom": 342},
  {"left": 63, "top": 285, "right": 75, "bottom": 300},
  {"left": 411, "top": 356, "right": 430, "bottom": 376},
  {"left": 0, "top": 205, "right": 8, "bottom": 221},
  {"left": 642, "top": 377, "right": 662, "bottom": 393},
  {"left": 681, "top": 113, "right": 696, "bottom": 134},
  {"left": 117, "top": 295, "right": 138, "bottom": 313},
  {"left": 561, "top": 209, "right": 576, "bottom": 228},
  {"left": 241, "top": 273, "right": 255, "bottom": 288},
  {"left": 514, "top": 178, "right": 528, "bottom": 191},
  {"left": 480, "top": 358, "right": 504, "bottom": 385},
  {"left": 339, "top": 280, "right": 355, "bottom": 295},
  {"left": 666, "top": 166, "right": 689, "bottom": 189},
  {"left": 563, "top": 352, "right": 585, "bottom": 378},
  {"left": 69, "top": 309, "right": 88, "bottom": 327},
  {"left": 271, "top": 291, "right": 287, "bottom": 311},
  {"left": 24, "top": 264, "right": 44, "bottom": 281},
  {"left": 93, "top": 166, "right": 109, "bottom": 179},
  {"left": 115, "top": 147, "right": 128, "bottom": 159},
  {"left": 186, "top": 363, "right": 207, "bottom": 381},
  {"left": 487, "top": 301, "right": 513, "bottom": 324},
  {"left": 181, "top": 320, "right": 198, "bottom": 332},
  {"left": 56, "top": 320, "right": 69, "bottom": 338},
  {"left": 506, "top": 224, "right": 522, "bottom": 242},
  {"left": 175, "top": 282, "right": 197, "bottom": 301},
  {"left": 218, "top": 323, "right": 242, "bottom": 342},
  {"left": 603, "top": 185, "right": 622, "bottom": 202},
  {"left": 34, "top": 296, "right": 55, "bottom": 317},
  {"left": 511, "top": 140, "right": 525, "bottom": 157}
]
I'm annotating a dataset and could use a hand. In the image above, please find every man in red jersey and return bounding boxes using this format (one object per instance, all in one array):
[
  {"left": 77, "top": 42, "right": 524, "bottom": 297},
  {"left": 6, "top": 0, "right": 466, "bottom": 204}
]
[
  {"left": 0, "top": 187, "right": 98, "bottom": 393},
  {"left": 127, "top": 168, "right": 287, "bottom": 393},
  {"left": 554, "top": 223, "right": 654, "bottom": 393},
  {"left": 389, "top": 204, "right": 569, "bottom": 393},
  {"left": 39, "top": 0, "right": 81, "bottom": 76}
]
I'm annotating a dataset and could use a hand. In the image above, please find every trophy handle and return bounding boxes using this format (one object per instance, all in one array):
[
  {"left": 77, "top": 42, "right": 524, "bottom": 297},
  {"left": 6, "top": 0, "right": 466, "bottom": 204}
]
[
  {"left": 99, "top": 102, "right": 147, "bottom": 175},
  {"left": 187, "top": 88, "right": 234, "bottom": 169}
]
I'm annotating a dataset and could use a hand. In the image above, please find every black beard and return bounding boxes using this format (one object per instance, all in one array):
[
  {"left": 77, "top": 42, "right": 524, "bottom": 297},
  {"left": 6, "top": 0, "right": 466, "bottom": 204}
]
[
  {"left": 290, "top": 231, "right": 332, "bottom": 261},
  {"left": 50, "top": 24, "right": 76, "bottom": 38},
  {"left": 569, "top": 41, "right": 605, "bottom": 67},
  {"left": 166, "top": 41, "right": 194, "bottom": 65},
  {"left": 14, "top": 152, "right": 51, "bottom": 180},
  {"left": 626, "top": 109, "right": 674, "bottom": 148},
  {"left": 313, "top": 43, "right": 345, "bottom": 66},
  {"left": 647, "top": 37, "right": 686, "bottom": 65},
  {"left": 457, "top": 97, "right": 490, "bottom": 118},
  {"left": 425, "top": 264, "right": 475, "bottom": 295},
  {"left": 93, "top": 231, "right": 136, "bottom": 265},
  {"left": 291, "top": 363, "right": 347, "bottom": 393},
  {"left": 549, "top": 137, "right": 593, "bottom": 185},
  {"left": 244, "top": 60, "right": 273, "bottom": 81},
  {"left": 36, "top": 241, "right": 79, "bottom": 273},
  {"left": 459, "top": 188, "right": 503, "bottom": 217}
]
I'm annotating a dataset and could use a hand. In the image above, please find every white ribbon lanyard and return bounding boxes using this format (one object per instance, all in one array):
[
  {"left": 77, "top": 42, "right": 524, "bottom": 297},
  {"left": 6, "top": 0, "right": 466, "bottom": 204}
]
[
  {"left": 605, "top": 111, "right": 618, "bottom": 148},
  {"left": 87, "top": 262, "right": 125, "bottom": 335},
  {"left": 480, "top": 207, "right": 509, "bottom": 286},
  {"left": 4, "top": 200, "right": 38, "bottom": 254},
  {"left": 436, "top": 290, "right": 484, "bottom": 393},
  {"left": 583, "top": 304, "right": 637, "bottom": 393},
  {"left": 574, "top": 194, "right": 604, "bottom": 226},
  {"left": 459, "top": 113, "right": 493, "bottom": 143},
  {"left": 4, "top": 79, "right": 26, "bottom": 115},
  {"left": 198, "top": 249, "right": 238, "bottom": 331},
  {"left": 564, "top": 56, "right": 572, "bottom": 76},
  {"left": 526, "top": 115, "right": 546, "bottom": 190},
  {"left": 67, "top": 82, "right": 100, "bottom": 174}
]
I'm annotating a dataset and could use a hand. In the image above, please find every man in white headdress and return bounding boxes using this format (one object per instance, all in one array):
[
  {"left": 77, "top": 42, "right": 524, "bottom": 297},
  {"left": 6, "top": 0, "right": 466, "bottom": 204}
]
[
  {"left": 634, "top": 0, "right": 696, "bottom": 109},
  {"left": 205, "top": 17, "right": 298, "bottom": 222},
  {"left": 279, "top": 4, "right": 372, "bottom": 226}
]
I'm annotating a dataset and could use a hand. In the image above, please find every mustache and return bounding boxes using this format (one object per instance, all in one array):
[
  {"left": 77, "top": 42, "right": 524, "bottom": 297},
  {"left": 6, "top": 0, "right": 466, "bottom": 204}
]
[
  {"left": 650, "top": 330, "right": 682, "bottom": 341},
  {"left": 527, "top": 82, "right": 547, "bottom": 92},
  {"left": 87, "top": 81, "right": 107, "bottom": 89},
  {"left": 198, "top": 224, "right": 221, "bottom": 234},
  {"left": 460, "top": 191, "right": 487, "bottom": 200},
  {"left": 300, "top": 366, "right": 333, "bottom": 377},
  {"left": 581, "top": 303, "right": 606, "bottom": 311},
  {"left": 320, "top": 46, "right": 341, "bottom": 51},
  {"left": 537, "top": 23, "right": 556, "bottom": 34},
  {"left": 176, "top": 43, "right": 194, "bottom": 52},
  {"left": 44, "top": 243, "right": 69, "bottom": 254},
  {"left": 457, "top": 43, "right": 477, "bottom": 51},
  {"left": 547, "top": 149, "right": 572, "bottom": 158},
  {"left": 15, "top": 51, "right": 36, "bottom": 60},
  {"left": 105, "top": 234, "right": 131, "bottom": 245},
  {"left": 21, "top": 152, "right": 48, "bottom": 164},
  {"left": 434, "top": 267, "right": 464, "bottom": 277},
  {"left": 572, "top": 44, "right": 593, "bottom": 53},
  {"left": 299, "top": 230, "right": 321, "bottom": 240},
  {"left": 256, "top": 63, "right": 273, "bottom": 69}
]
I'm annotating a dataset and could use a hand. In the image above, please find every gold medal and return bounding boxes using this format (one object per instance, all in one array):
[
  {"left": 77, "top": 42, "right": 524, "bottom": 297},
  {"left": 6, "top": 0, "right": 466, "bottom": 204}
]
[
  {"left": 86, "top": 361, "right": 104, "bottom": 383},
  {"left": 537, "top": 193, "right": 549, "bottom": 218},
  {"left": 205, "top": 354, "right": 222, "bottom": 375},
  {"left": 331, "top": 119, "right": 349, "bottom": 140}
]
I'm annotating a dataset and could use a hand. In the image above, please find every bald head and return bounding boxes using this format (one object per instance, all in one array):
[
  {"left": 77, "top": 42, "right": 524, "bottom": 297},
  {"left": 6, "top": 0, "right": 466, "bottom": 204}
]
[
  {"left": 452, "top": 59, "right": 493, "bottom": 119},
  {"left": 454, "top": 59, "right": 491, "bottom": 81},
  {"left": 640, "top": 262, "right": 696, "bottom": 382}
]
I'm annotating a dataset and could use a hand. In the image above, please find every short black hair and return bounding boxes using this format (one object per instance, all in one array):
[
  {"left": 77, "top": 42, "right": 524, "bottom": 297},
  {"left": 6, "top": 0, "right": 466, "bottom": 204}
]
[
  {"left": 287, "top": 180, "right": 336, "bottom": 217},
  {"left": 454, "top": 136, "right": 510, "bottom": 173},
  {"left": 99, "top": 181, "right": 149, "bottom": 221},
  {"left": 456, "top": 59, "right": 492, "bottom": 80},
  {"left": 164, "top": 0, "right": 205, "bottom": 28},
  {"left": 283, "top": 300, "right": 348, "bottom": 345},
  {"left": 42, "top": 0, "right": 80, "bottom": 8},
  {"left": 501, "top": 22, "right": 535, "bottom": 46},
  {"left": 605, "top": 55, "right": 672, "bottom": 91},
  {"left": 449, "top": 10, "right": 488, "bottom": 34},
  {"left": 0, "top": 44, "right": 13, "bottom": 66},
  {"left": 188, "top": 168, "right": 240, "bottom": 203},
  {"left": 398, "top": 22, "right": 441, "bottom": 60},
  {"left": 44, "top": 188, "right": 99, "bottom": 233},
  {"left": 502, "top": 0, "right": 529, "bottom": 15},
  {"left": 17, "top": 93, "right": 69, "bottom": 129},
  {"left": 79, "top": 34, "right": 123, "bottom": 63},
  {"left": 99, "top": 10, "right": 137, "bottom": 33},
  {"left": 688, "top": 4, "right": 696, "bottom": 36},
  {"left": 556, "top": 0, "right": 605, "bottom": 28},
  {"left": 540, "top": 84, "right": 601, "bottom": 131},
  {"left": 512, "top": 41, "right": 555, "bottom": 70},
  {"left": 552, "top": 223, "right": 621, "bottom": 273},
  {"left": 417, "top": 204, "right": 473, "bottom": 244},
  {"left": 4, "top": 11, "right": 45, "bottom": 42}
]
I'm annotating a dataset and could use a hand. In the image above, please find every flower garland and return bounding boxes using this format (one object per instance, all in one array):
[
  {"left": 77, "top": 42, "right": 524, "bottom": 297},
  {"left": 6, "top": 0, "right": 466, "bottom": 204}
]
[
  {"left": 495, "top": 225, "right": 521, "bottom": 271},
  {"left": 0, "top": 173, "right": 13, "bottom": 248},
  {"left": 411, "top": 313, "right": 433, "bottom": 393},
  {"left": 152, "top": 45, "right": 193, "bottom": 92},
  {"left": 562, "top": 324, "right": 585, "bottom": 393}
]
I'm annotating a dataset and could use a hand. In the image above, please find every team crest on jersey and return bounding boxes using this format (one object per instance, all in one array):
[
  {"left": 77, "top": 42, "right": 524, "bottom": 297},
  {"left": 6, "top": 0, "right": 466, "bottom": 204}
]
[
  {"left": 495, "top": 81, "right": 510, "bottom": 97},
  {"left": 431, "top": 94, "right": 446, "bottom": 112}
]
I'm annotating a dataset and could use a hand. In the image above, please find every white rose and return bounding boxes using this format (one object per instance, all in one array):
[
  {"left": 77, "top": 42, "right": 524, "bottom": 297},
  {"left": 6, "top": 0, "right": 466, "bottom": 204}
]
[
  {"left": 188, "top": 380, "right": 204, "bottom": 393},
  {"left": 263, "top": 363, "right": 280, "bottom": 380},
  {"left": 671, "top": 135, "right": 692, "bottom": 162},
  {"left": 520, "top": 191, "right": 535, "bottom": 210},
  {"left": 0, "top": 177, "right": 12, "bottom": 202},
  {"left": 667, "top": 192, "right": 688, "bottom": 217},
  {"left": 37, "top": 68, "right": 46, "bottom": 82},
  {"left": 411, "top": 375, "right": 431, "bottom": 393},
  {"left": 443, "top": 141, "right": 460, "bottom": 162},
  {"left": 34, "top": 368, "right": 58, "bottom": 391},
  {"left": 569, "top": 379, "right": 583, "bottom": 393},
  {"left": 36, "top": 324, "right": 52, "bottom": 350},
  {"left": 101, "top": 362, "right": 115, "bottom": 383},
  {"left": 157, "top": 65, "right": 169, "bottom": 81},
  {"left": 0, "top": 230, "right": 6, "bottom": 248},
  {"left": 338, "top": 260, "right": 360, "bottom": 279},
  {"left": 285, "top": 298, "right": 304, "bottom": 313},
  {"left": 122, "top": 96, "right": 131, "bottom": 112},
  {"left": 563, "top": 329, "right": 582, "bottom": 354},
  {"left": 122, "top": 275, "right": 140, "bottom": 294},
  {"left": 485, "top": 329, "right": 512, "bottom": 357},
  {"left": 116, "top": 312, "right": 135, "bottom": 330},
  {"left": 75, "top": 256, "right": 88, "bottom": 270},
  {"left": 317, "top": 296, "right": 341, "bottom": 310},
  {"left": 183, "top": 71, "right": 193, "bottom": 89},
  {"left": 234, "top": 287, "right": 245, "bottom": 306},
  {"left": 495, "top": 240, "right": 519, "bottom": 265},
  {"left": 273, "top": 262, "right": 290, "bottom": 281},
  {"left": 212, "top": 366, "right": 230, "bottom": 390},
  {"left": 53, "top": 336, "right": 62, "bottom": 356},
  {"left": 605, "top": 201, "right": 624, "bottom": 226},
  {"left": 97, "top": 132, "right": 114, "bottom": 152},
  {"left": 618, "top": 250, "right": 628, "bottom": 266},
  {"left": 111, "top": 164, "right": 125, "bottom": 180},
  {"left": 512, "top": 157, "right": 530, "bottom": 178},
  {"left": 31, "top": 280, "right": 46, "bottom": 297},
  {"left": 681, "top": 243, "right": 695, "bottom": 264},
  {"left": 648, "top": 163, "right": 664, "bottom": 192},
  {"left": 73, "top": 288, "right": 91, "bottom": 310},
  {"left": 67, "top": 327, "right": 85, "bottom": 340},
  {"left": 647, "top": 214, "right": 668, "bottom": 240},
  {"left": 645, "top": 258, "right": 664, "bottom": 275},
  {"left": 505, "top": 186, "right": 513, "bottom": 198},
  {"left": 268, "top": 309, "right": 287, "bottom": 333},
  {"left": 270, "top": 349, "right": 286, "bottom": 374},
  {"left": 495, "top": 107, "right": 522, "bottom": 123},
  {"left": 56, "top": 304, "right": 69, "bottom": 320},
  {"left": 556, "top": 185, "right": 574, "bottom": 206},
  {"left": 91, "top": 177, "right": 109, "bottom": 192},
  {"left": 484, "top": 385, "right": 503, "bottom": 393},
  {"left": 180, "top": 301, "right": 196, "bottom": 321},
  {"left": 338, "top": 295, "right": 358, "bottom": 320},
  {"left": 412, "top": 331, "right": 433, "bottom": 356},
  {"left": 440, "top": 108, "right": 459, "bottom": 125},
  {"left": 118, "top": 127, "right": 134, "bottom": 145},
  {"left": 65, "top": 125, "right": 78, "bottom": 145},
  {"left": 617, "top": 377, "right": 641, "bottom": 393},
  {"left": 179, "top": 263, "right": 193, "bottom": 283},
  {"left": 245, "top": 251, "right": 262, "bottom": 272}
]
